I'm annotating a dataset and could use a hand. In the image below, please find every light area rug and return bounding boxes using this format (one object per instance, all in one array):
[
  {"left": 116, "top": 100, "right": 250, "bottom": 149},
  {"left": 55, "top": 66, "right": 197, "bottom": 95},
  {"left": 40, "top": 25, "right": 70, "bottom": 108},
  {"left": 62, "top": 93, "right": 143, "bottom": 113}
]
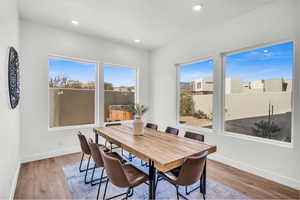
[{"left": 62, "top": 156, "right": 249, "bottom": 200}]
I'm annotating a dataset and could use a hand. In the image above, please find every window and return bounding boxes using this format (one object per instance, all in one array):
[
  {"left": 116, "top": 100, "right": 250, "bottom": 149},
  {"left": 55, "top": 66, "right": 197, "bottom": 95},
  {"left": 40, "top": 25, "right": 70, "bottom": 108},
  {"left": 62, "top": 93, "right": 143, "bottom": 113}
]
[
  {"left": 178, "top": 59, "right": 214, "bottom": 129},
  {"left": 48, "top": 57, "right": 97, "bottom": 128},
  {"left": 224, "top": 41, "right": 294, "bottom": 143},
  {"left": 104, "top": 65, "right": 136, "bottom": 122}
]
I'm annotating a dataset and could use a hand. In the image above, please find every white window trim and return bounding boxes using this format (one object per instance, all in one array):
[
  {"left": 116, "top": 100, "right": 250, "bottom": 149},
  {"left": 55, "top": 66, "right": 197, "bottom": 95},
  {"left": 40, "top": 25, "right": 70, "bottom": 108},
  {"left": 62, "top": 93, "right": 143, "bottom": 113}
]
[
  {"left": 175, "top": 56, "right": 215, "bottom": 132},
  {"left": 221, "top": 39, "right": 296, "bottom": 147},
  {"left": 47, "top": 55, "right": 100, "bottom": 131},
  {"left": 102, "top": 62, "right": 139, "bottom": 125}
]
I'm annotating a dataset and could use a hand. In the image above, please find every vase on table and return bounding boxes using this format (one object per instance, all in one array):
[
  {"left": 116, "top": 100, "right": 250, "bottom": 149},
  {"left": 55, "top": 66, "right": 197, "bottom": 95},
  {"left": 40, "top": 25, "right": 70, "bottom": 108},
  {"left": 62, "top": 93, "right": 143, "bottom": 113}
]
[{"left": 133, "top": 117, "right": 144, "bottom": 136}]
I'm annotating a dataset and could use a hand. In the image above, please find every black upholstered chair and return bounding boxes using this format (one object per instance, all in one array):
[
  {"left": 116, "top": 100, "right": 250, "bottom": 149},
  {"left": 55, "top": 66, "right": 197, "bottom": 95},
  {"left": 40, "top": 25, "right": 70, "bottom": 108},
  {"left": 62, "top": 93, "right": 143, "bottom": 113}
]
[
  {"left": 165, "top": 126, "right": 179, "bottom": 136},
  {"left": 145, "top": 123, "right": 158, "bottom": 130}
]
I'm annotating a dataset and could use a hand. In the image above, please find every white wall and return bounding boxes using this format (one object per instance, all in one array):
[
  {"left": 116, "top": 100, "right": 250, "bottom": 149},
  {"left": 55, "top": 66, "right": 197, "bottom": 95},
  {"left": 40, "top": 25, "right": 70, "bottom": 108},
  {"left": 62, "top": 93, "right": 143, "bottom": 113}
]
[
  {"left": 0, "top": 0, "right": 20, "bottom": 198},
  {"left": 149, "top": 0, "right": 300, "bottom": 189},
  {"left": 20, "top": 21, "right": 150, "bottom": 162}
]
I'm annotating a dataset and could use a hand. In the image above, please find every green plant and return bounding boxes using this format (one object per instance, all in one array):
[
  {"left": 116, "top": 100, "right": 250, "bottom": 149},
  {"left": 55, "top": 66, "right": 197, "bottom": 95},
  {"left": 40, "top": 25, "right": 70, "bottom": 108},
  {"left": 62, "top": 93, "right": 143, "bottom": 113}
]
[
  {"left": 193, "top": 110, "right": 208, "bottom": 119},
  {"left": 251, "top": 120, "right": 281, "bottom": 139},
  {"left": 127, "top": 104, "right": 149, "bottom": 118},
  {"left": 180, "top": 94, "right": 194, "bottom": 116},
  {"left": 251, "top": 102, "right": 281, "bottom": 139}
]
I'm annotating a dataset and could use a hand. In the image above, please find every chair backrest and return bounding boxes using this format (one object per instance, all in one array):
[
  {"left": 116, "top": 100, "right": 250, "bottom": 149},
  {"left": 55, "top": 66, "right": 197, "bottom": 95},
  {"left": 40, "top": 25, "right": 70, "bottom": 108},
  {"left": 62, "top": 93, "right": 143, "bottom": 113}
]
[
  {"left": 184, "top": 131, "right": 204, "bottom": 142},
  {"left": 105, "top": 123, "right": 122, "bottom": 127},
  {"left": 99, "top": 149, "right": 130, "bottom": 188},
  {"left": 77, "top": 132, "right": 91, "bottom": 155},
  {"left": 176, "top": 151, "right": 208, "bottom": 186},
  {"left": 146, "top": 123, "right": 158, "bottom": 130},
  {"left": 165, "top": 126, "right": 179, "bottom": 136},
  {"left": 88, "top": 138, "right": 104, "bottom": 167}
]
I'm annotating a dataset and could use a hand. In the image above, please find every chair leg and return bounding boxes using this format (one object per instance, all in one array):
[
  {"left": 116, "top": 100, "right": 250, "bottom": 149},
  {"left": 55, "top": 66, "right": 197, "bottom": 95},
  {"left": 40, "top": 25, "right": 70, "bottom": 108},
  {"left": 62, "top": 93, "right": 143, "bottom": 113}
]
[
  {"left": 102, "top": 179, "right": 132, "bottom": 200},
  {"left": 96, "top": 168, "right": 105, "bottom": 200},
  {"left": 92, "top": 166, "right": 107, "bottom": 186},
  {"left": 155, "top": 174, "right": 160, "bottom": 192},
  {"left": 79, "top": 153, "right": 85, "bottom": 172},
  {"left": 103, "top": 179, "right": 109, "bottom": 200},
  {"left": 121, "top": 149, "right": 135, "bottom": 162},
  {"left": 84, "top": 155, "right": 91, "bottom": 184},
  {"left": 140, "top": 160, "right": 149, "bottom": 167},
  {"left": 185, "top": 179, "right": 201, "bottom": 195},
  {"left": 176, "top": 185, "right": 180, "bottom": 200}
]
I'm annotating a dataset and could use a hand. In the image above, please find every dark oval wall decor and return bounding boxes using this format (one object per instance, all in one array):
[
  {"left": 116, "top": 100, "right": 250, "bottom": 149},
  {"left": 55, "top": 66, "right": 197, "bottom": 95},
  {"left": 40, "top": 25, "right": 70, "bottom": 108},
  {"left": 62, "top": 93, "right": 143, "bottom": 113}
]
[{"left": 8, "top": 47, "right": 20, "bottom": 109}]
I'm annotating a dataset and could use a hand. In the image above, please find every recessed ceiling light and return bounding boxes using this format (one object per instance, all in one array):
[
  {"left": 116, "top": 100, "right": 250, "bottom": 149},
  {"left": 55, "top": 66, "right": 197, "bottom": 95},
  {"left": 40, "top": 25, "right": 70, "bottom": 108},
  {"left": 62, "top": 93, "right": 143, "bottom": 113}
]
[
  {"left": 192, "top": 4, "right": 203, "bottom": 11},
  {"left": 71, "top": 20, "right": 79, "bottom": 25},
  {"left": 134, "top": 39, "right": 141, "bottom": 43}
]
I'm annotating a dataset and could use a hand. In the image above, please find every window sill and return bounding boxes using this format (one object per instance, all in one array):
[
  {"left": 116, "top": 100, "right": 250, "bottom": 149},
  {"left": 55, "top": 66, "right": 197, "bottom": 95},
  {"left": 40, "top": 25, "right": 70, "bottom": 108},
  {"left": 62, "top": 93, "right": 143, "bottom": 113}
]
[
  {"left": 224, "top": 131, "right": 293, "bottom": 148},
  {"left": 48, "top": 124, "right": 99, "bottom": 132},
  {"left": 177, "top": 123, "right": 214, "bottom": 135}
]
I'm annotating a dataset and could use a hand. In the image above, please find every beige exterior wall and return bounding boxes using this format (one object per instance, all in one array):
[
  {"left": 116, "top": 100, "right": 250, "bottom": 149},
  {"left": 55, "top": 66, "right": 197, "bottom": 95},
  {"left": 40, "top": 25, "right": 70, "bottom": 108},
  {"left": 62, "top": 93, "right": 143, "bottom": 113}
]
[
  {"left": 49, "top": 88, "right": 95, "bottom": 127},
  {"left": 225, "top": 78, "right": 244, "bottom": 94},
  {"left": 193, "top": 91, "right": 292, "bottom": 121},
  {"left": 264, "top": 78, "right": 283, "bottom": 92},
  {"left": 193, "top": 77, "right": 213, "bottom": 92},
  {"left": 49, "top": 88, "right": 135, "bottom": 127}
]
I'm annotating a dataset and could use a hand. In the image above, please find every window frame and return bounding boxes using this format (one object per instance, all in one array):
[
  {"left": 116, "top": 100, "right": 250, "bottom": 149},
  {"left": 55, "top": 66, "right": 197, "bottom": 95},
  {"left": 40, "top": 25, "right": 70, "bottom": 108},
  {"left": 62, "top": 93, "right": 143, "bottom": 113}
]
[
  {"left": 221, "top": 40, "right": 296, "bottom": 147},
  {"left": 47, "top": 55, "right": 100, "bottom": 131},
  {"left": 101, "top": 62, "right": 139, "bottom": 125},
  {"left": 176, "top": 56, "right": 215, "bottom": 134}
]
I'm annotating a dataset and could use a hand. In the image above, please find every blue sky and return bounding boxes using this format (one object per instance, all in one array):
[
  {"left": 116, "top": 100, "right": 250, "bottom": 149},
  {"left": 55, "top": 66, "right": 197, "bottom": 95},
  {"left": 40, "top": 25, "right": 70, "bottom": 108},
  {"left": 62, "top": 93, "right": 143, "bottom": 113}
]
[
  {"left": 49, "top": 59, "right": 96, "bottom": 82},
  {"left": 180, "top": 59, "right": 213, "bottom": 82},
  {"left": 181, "top": 41, "right": 293, "bottom": 83},
  {"left": 49, "top": 59, "right": 135, "bottom": 87},
  {"left": 103, "top": 66, "right": 135, "bottom": 87}
]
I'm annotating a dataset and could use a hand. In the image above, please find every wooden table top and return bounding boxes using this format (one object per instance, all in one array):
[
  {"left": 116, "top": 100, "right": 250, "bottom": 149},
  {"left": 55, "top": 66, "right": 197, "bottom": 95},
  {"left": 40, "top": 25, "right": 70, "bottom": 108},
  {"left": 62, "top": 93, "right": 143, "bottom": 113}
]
[{"left": 94, "top": 125, "right": 217, "bottom": 172}]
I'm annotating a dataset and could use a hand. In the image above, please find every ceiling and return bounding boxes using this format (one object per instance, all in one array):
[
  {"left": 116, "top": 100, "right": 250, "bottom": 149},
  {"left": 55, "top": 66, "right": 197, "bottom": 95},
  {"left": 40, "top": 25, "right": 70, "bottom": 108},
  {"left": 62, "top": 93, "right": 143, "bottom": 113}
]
[{"left": 19, "top": 0, "right": 272, "bottom": 49}]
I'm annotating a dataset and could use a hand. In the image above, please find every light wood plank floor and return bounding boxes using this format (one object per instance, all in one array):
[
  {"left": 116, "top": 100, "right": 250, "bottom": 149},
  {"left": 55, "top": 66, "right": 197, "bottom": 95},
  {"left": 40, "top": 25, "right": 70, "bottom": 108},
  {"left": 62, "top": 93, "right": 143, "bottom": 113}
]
[{"left": 14, "top": 153, "right": 299, "bottom": 199}]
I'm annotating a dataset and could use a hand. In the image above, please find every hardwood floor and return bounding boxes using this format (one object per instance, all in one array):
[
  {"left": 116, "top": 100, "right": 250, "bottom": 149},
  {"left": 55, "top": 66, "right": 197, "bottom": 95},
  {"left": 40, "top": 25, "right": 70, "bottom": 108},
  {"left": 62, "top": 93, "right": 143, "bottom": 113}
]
[{"left": 14, "top": 153, "right": 299, "bottom": 199}]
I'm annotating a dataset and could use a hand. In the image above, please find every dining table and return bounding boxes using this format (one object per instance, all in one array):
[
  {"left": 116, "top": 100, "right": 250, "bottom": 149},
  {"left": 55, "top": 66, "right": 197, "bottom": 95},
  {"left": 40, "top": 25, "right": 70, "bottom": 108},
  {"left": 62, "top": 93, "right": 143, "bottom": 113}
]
[{"left": 94, "top": 125, "right": 217, "bottom": 200}]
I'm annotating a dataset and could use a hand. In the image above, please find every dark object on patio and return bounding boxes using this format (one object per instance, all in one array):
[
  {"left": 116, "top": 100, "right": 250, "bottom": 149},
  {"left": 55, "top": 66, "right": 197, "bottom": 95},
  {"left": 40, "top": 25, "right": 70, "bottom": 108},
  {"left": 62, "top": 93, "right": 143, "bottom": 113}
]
[
  {"left": 99, "top": 148, "right": 149, "bottom": 200},
  {"left": 165, "top": 126, "right": 179, "bottom": 135},
  {"left": 8, "top": 46, "right": 20, "bottom": 109},
  {"left": 88, "top": 139, "right": 125, "bottom": 199},
  {"left": 146, "top": 123, "right": 158, "bottom": 130},
  {"left": 157, "top": 151, "right": 208, "bottom": 200}
]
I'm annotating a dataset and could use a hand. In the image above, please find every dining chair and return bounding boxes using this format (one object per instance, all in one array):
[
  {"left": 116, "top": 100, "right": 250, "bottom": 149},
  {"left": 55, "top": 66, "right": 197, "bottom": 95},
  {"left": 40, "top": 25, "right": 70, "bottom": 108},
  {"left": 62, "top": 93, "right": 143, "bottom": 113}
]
[
  {"left": 156, "top": 151, "right": 208, "bottom": 200},
  {"left": 77, "top": 132, "right": 95, "bottom": 184},
  {"left": 88, "top": 139, "right": 125, "bottom": 199},
  {"left": 183, "top": 131, "right": 205, "bottom": 195},
  {"left": 105, "top": 123, "right": 135, "bottom": 161},
  {"left": 104, "top": 123, "right": 122, "bottom": 150},
  {"left": 145, "top": 123, "right": 158, "bottom": 130},
  {"left": 165, "top": 126, "right": 179, "bottom": 135},
  {"left": 99, "top": 148, "right": 149, "bottom": 200},
  {"left": 184, "top": 131, "right": 204, "bottom": 142}
]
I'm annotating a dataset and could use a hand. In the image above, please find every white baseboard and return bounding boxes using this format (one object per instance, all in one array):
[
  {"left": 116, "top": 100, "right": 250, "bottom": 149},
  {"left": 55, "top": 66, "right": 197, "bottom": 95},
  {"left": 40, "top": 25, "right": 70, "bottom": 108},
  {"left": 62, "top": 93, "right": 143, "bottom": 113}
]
[
  {"left": 9, "top": 161, "right": 20, "bottom": 200},
  {"left": 21, "top": 146, "right": 81, "bottom": 163},
  {"left": 208, "top": 154, "right": 300, "bottom": 190}
]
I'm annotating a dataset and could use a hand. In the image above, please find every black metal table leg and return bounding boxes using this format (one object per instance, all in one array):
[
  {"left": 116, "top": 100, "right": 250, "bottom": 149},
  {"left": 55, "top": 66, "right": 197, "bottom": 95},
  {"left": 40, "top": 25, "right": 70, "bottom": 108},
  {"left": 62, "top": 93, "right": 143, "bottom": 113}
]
[
  {"left": 149, "top": 160, "right": 156, "bottom": 200},
  {"left": 95, "top": 132, "right": 99, "bottom": 144},
  {"left": 200, "top": 161, "right": 207, "bottom": 195}
]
